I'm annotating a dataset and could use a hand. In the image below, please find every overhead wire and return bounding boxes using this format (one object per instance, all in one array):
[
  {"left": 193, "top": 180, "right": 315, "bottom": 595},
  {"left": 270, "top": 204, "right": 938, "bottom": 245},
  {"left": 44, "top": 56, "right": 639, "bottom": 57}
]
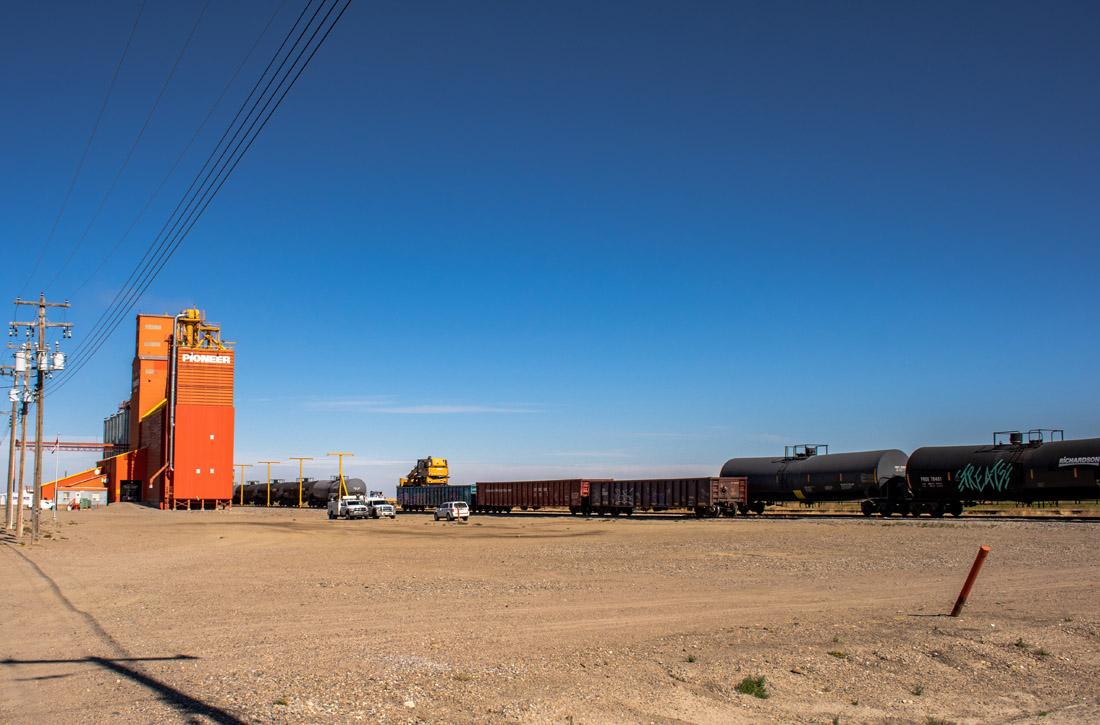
[
  {"left": 48, "top": 0, "right": 352, "bottom": 396},
  {"left": 19, "top": 0, "right": 149, "bottom": 299},
  {"left": 68, "top": 0, "right": 289, "bottom": 300},
  {"left": 56, "top": 0, "right": 323, "bottom": 375},
  {"left": 44, "top": 0, "right": 213, "bottom": 294}
]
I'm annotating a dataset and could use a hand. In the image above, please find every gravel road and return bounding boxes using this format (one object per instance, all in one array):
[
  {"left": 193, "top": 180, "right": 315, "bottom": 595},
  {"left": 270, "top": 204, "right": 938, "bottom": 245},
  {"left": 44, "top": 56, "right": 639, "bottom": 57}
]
[{"left": 1, "top": 504, "right": 1098, "bottom": 724}]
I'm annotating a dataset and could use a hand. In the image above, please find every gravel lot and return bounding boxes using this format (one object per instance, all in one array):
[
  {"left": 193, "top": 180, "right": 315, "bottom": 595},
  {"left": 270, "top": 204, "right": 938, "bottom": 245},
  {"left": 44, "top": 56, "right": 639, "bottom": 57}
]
[{"left": 2, "top": 504, "right": 1099, "bottom": 724}]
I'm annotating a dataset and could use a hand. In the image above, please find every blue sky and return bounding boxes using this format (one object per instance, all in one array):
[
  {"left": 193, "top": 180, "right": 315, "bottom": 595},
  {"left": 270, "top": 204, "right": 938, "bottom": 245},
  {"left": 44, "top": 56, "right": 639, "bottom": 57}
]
[{"left": 2, "top": 1, "right": 1098, "bottom": 493}]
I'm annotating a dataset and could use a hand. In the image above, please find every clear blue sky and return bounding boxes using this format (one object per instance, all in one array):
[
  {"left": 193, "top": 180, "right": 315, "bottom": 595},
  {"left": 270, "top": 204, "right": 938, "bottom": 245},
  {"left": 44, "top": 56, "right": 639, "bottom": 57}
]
[{"left": 3, "top": 1, "right": 1098, "bottom": 493}]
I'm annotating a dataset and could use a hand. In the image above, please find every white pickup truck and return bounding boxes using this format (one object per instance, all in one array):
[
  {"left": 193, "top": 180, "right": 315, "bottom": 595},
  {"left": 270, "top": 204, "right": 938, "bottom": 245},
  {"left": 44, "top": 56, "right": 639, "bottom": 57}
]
[
  {"left": 366, "top": 498, "right": 396, "bottom": 518},
  {"left": 328, "top": 496, "right": 370, "bottom": 520}
]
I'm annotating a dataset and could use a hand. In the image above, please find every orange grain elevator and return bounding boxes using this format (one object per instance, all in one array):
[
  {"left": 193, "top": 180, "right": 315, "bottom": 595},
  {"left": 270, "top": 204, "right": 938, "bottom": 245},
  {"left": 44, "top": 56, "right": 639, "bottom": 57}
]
[{"left": 100, "top": 309, "right": 235, "bottom": 509}]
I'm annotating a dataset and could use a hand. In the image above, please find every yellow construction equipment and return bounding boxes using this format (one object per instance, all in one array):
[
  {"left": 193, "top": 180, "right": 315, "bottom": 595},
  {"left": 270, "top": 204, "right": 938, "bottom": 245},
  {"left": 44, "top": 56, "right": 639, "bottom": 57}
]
[{"left": 400, "top": 457, "right": 448, "bottom": 487}]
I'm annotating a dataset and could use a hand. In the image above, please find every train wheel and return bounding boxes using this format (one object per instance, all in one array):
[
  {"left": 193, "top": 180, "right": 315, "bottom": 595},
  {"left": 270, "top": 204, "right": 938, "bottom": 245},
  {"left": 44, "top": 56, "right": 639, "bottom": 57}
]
[
  {"left": 860, "top": 500, "right": 875, "bottom": 517},
  {"left": 948, "top": 501, "right": 963, "bottom": 517},
  {"left": 752, "top": 501, "right": 765, "bottom": 515}
]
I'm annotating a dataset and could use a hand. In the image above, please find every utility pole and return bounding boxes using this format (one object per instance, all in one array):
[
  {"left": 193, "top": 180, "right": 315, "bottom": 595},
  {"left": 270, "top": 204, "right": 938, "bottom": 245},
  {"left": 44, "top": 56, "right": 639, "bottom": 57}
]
[
  {"left": 11, "top": 294, "right": 73, "bottom": 542},
  {"left": 258, "top": 461, "right": 279, "bottom": 507},
  {"left": 2, "top": 362, "right": 16, "bottom": 531},
  {"left": 2, "top": 403, "right": 12, "bottom": 530},
  {"left": 328, "top": 452, "right": 353, "bottom": 499},
  {"left": 15, "top": 375, "right": 30, "bottom": 540},
  {"left": 289, "top": 457, "right": 312, "bottom": 507},
  {"left": 234, "top": 463, "right": 252, "bottom": 506}
]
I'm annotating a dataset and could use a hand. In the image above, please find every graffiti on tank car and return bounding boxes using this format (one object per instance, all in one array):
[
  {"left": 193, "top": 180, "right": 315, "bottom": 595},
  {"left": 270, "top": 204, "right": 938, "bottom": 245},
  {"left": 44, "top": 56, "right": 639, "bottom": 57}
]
[{"left": 956, "top": 459, "right": 1013, "bottom": 494}]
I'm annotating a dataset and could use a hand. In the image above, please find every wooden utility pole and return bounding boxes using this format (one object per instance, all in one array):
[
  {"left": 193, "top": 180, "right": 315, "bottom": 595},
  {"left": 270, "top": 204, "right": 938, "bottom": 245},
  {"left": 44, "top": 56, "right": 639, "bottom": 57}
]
[
  {"left": 234, "top": 463, "right": 252, "bottom": 506},
  {"left": 11, "top": 294, "right": 72, "bottom": 542},
  {"left": 289, "top": 457, "right": 312, "bottom": 507},
  {"left": 258, "top": 461, "right": 279, "bottom": 507},
  {"left": 2, "top": 362, "right": 17, "bottom": 531},
  {"left": 15, "top": 384, "right": 29, "bottom": 540}
]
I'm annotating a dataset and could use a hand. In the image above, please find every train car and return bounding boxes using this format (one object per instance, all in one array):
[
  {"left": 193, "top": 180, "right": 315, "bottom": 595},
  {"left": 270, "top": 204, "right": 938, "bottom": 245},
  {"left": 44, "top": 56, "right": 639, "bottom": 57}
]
[
  {"left": 396, "top": 484, "right": 476, "bottom": 512},
  {"left": 588, "top": 477, "right": 748, "bottom": 516},
  {"left": 474, "top": 479, "right": 606, "bottom": 514},
  {"left": 307, "top": 477, "right": 367, "bottom": 507},
  {"left": 719, "top": 445, "right": 908, "bottom": 514},
  {"left": 907, "top": 431, "right": 1100, "bottom": 516}
]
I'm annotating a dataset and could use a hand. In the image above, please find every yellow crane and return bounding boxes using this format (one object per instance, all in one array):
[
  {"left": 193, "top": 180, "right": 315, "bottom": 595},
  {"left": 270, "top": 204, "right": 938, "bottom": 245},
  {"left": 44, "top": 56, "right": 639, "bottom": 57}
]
[{"left": 399, "top": 457, "right": 448, "bottom": 487}]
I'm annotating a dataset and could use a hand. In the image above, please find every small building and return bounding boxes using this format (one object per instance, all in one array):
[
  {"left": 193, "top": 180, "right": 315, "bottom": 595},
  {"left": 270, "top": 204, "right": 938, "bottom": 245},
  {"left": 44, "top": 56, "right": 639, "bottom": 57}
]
[{"left": 42, "top": 468, "right": 108, "bottom": 508}]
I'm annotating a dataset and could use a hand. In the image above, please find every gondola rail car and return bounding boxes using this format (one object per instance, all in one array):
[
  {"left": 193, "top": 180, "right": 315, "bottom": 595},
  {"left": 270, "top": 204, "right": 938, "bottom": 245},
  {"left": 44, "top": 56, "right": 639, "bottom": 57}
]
[
  {"left": 396, "top": 484, "right": 476, "bottom": 512},
  {"left": 475, "top": 479, "right": 605, "bottom": 514},
  {"left": 587, "top": 477, "right": 748, "bottom": 516}
]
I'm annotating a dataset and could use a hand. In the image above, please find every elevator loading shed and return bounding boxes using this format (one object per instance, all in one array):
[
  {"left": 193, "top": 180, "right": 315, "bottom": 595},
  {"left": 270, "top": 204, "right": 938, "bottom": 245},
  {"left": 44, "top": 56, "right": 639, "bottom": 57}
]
[{"left": 99, "top": 309, "right": 235, "bottom": 509}]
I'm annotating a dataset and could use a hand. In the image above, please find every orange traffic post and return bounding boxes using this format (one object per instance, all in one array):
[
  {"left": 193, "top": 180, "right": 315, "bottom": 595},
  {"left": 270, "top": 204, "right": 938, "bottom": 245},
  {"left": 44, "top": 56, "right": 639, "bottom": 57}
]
[{"left": 950, "top": 545, "right": 991, "bottom": 617}]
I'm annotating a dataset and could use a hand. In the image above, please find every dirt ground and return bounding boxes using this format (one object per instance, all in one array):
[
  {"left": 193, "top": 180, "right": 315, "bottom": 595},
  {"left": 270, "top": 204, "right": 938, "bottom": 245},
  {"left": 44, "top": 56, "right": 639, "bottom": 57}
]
[{"left": 1, "top": 505, "right": 1098, "bottom": 724}]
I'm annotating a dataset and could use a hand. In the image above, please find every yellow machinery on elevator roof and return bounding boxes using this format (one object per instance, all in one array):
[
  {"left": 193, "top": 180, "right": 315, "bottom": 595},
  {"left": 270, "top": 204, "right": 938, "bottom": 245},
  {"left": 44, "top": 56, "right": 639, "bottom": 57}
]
[{"left": 175, "top": 309, "right": 233, "bottom": 350}]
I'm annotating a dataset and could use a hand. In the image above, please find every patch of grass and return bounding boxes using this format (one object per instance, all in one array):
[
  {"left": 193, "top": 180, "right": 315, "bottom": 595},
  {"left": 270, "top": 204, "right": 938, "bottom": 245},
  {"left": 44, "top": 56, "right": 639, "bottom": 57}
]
[
  {"left": 453, "top": 672, "right": 472, "bottom": 682},
  {"left": 832, "top": 716, "right": 840, "bottom": 725},
  {"left": 832, "top": 634, "right": 839, "bottom": 643},
  {"left": 1015, "top": 638, "right": 1030, "bottom": 650},
  {"left": 913, "top": 684, "right": 924, "bottom": 696},
  {"left": 1035, "top": 648, "right": 1050, "bottom": 658},
  {"left": 925, "top": 718, "right": 956, "bottom": 725},
  {"left": 686, "top": 654, "right": 697, "bottom": 663},
  {"left": 735, "top": 675, "right": 768, "bottom": 699},
  {"left": 851, "top": 700, "right": 859, "bottom": 706},
  {"left": 1039, "top": 711, "right": 1048, "bottom": 717},
  {"left": 827, "top": 650, "right": 847, "bottom": 659},
  {"left": 1064, "top": 617, "right": 1073, "bottom": 623},
  {"left": 273, "top": 696, "right": 288, "bottom": 706}
]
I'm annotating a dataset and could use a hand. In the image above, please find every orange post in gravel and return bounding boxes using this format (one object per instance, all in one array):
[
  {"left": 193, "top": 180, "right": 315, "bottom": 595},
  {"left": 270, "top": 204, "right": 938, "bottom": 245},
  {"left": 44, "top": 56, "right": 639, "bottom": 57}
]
[{"left": 950, "top": 545, "right": 991, "bottom": 617}]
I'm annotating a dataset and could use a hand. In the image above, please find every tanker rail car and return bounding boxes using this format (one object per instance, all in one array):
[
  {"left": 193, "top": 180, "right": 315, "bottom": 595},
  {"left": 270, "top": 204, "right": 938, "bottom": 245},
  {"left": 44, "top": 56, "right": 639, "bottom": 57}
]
[
  {"left": 722, "top": 432, "right": 1100, "bottom": 517},
  {"left": 907, "top": 431, "right": 1100, "bottom": 516},
  {"left": 720, "top": 445, "right": 909, "bottom": 516},
  {"left": 234, "top": 477, "right": 367, "bottom": 508}
]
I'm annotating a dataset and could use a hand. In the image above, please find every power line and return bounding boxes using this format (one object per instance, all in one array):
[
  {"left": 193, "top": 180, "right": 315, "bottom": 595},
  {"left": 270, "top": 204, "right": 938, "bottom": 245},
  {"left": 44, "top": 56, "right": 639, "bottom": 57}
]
[
  {"left": 19, "top": 0, "right": 149, "bottom": 299},
  {"left": 44, "top": 0, "right": 213, "bottom": 294},
  {"left": 56, "top": 0, "right": 324, "bottom": 374},
  {"left": 69, "top": 0, "right": 289, "bottom": 300},
  {"left": 49, "top": 0, "right": 352, "bottom": 396}
]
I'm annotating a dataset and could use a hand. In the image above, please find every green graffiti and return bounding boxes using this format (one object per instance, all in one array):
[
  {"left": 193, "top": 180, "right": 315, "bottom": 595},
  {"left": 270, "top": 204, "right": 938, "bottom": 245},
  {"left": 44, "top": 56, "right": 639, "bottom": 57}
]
[{"left": 956, "top": 459, "right": 1013, "bottom": 494}]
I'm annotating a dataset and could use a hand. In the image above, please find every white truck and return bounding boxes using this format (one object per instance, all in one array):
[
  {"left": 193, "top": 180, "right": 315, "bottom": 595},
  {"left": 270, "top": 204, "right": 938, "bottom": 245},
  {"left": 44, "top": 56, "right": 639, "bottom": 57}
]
[
  {"left": 365, "top": 497, "right": 396, "bottom": 518},
  {"left": 328, "top": 496, "right": 370, "bottom": 520}
]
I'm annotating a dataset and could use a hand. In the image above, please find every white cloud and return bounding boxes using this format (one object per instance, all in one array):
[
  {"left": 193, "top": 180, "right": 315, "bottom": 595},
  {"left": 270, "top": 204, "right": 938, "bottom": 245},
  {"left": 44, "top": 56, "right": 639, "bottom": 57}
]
[
  {"left": 550, "top": 450, "right": 630, "bottom": 458},
  {"left": 306, "top": 398, "right": 538, "bottom": 414}
]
